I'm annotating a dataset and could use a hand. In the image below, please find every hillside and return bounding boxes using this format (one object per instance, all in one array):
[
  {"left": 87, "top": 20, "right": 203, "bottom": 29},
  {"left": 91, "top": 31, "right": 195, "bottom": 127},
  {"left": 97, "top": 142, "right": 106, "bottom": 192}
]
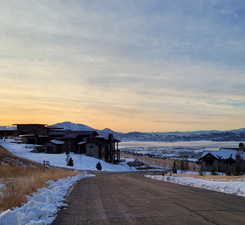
[
  {"left": 0, "top": 146, "right": 40, "bottom": 168},
  {"left": 0, "top": 143, "right": 78, "bottom": 212}
]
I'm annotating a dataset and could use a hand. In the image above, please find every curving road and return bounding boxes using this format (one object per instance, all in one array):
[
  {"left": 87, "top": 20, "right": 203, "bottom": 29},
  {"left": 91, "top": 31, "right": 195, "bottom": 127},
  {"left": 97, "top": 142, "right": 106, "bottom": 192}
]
[{"left": 52, "top": 173, "right": 245, "bottom": 225}]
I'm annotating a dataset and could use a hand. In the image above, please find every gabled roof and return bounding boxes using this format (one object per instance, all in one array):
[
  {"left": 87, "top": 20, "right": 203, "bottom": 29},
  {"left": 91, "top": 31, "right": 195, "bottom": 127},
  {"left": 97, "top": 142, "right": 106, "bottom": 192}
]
[
  {"left": 77, "top": 141, "right": 87, "bottom": 145},
  {"left": 50, "top": 139, "right": 64, "bottom": 145},
  {"left": 200, "top": 148, "right": 245, "bottom": 160},
  {"left": 57, "top": 130, "right": 98, "bottom": 139},
  {"left": 14, "top": 124, "right": 47, "bottom": 126}
]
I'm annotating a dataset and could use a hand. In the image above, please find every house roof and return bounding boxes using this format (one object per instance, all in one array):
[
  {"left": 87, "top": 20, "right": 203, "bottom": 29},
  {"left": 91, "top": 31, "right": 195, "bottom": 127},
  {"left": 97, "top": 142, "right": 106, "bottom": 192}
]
[
  {"left": 60, "top": 130, "right": 98, "bottom": 139},
  {"left": 19, "top": 134, "right": 49, "bottom": 138},
  {"left": 77, "top": 141, "right": 87, "bottom": 145},
  {"left": 0, "top": 126, "right": 17, "bottom": 131},
  {"left": 13, "top": 124, "right": 47, "bottom": 126},
  {"left": 200, "top": 148, "right": 245, "bottom": 160},
  {"left": 50, "top": 139, "right": 64, "bottom": 145}
]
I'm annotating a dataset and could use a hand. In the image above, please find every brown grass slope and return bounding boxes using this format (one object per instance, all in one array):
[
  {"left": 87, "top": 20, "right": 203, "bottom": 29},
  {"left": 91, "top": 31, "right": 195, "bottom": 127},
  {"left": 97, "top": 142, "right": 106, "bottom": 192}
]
[{"left": 0, "top": 147, "right": 78, "bottom": 211}]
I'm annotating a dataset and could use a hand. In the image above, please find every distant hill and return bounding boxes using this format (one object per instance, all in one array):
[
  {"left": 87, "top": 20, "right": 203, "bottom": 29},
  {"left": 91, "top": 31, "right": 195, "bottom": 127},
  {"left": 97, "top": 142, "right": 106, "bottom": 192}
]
[
  {"left": 50, "top": 122, "right": 245, "bottom": 142},
  {"left": 50, "top": 122, "right": 96, "bottom": 131},
  {"left": 2, "top": 122, "right": 244, "bottom": 142}
]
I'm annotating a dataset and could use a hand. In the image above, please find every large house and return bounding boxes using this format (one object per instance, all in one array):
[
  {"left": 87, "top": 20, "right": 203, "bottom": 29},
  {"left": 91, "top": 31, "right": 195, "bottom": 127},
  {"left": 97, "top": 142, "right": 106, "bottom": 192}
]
[
  {"left": 199, "top": 143, "right": 245, "bottom": 171},
  {"left": 14, "top": 123, "right": 120, "bottom": 163},
  {"left": 85, "top": 134, "right": 120, "bottom": 162},
  {"left": 15, "top": 124, "right": 55, "bottom": 145},
  {"left": 0, "top": 127, "right": 17, "bottom": 138}
]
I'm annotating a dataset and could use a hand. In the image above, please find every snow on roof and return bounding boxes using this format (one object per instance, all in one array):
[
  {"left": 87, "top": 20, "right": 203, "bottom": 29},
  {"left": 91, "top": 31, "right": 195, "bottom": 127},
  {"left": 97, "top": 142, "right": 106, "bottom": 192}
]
[
  {"left": 50, "top": 122, "right": 96, "bottom": 131},
  {"left": 0, "top": 126, "right": 17, "bottom": 131},
  {"left": 200, "top": 148, "right": 245, "bottom": 160},
  {"left": 50, "top": 139, "right": 64, "bottom": 145},
  {"left": 77, "top": 141, "right": 87, "bottom": 145}
]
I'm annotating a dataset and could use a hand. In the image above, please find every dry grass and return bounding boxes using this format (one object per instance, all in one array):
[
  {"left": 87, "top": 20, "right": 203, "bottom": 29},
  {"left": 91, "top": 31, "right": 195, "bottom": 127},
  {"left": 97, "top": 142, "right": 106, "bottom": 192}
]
[
  {"left": 0, "top": 166, "right": 79, "bottom": 211},
  {"left": 122, "top": 153, "right": 200, "bottom": 171},
  {"left": 0, "top": 147, "right": 41, "bottom": 168},
  {"left": 170, "top": 173, "right": 245, "bottom": 181},
  {"left": 0, "top": 147, "right": 79, "bottom": 211}
]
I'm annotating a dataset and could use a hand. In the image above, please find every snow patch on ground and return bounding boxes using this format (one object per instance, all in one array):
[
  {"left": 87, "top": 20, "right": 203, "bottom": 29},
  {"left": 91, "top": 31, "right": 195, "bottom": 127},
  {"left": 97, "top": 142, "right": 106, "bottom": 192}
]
[
  {"left": 146, "top": 175, "right": 245, "bottom": 197},
  {"left": 0, "top": 140, "right": 135, "bottom": 172},
  {"left": 0, "top": 173, "right": 93, "bottom": 225}
]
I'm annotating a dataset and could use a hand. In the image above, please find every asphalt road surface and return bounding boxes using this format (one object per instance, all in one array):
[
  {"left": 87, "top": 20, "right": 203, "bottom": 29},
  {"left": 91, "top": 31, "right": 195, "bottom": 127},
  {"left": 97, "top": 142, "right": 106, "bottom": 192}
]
[{"left": 52, "top": 173, "right": 245, "bottom": 225}]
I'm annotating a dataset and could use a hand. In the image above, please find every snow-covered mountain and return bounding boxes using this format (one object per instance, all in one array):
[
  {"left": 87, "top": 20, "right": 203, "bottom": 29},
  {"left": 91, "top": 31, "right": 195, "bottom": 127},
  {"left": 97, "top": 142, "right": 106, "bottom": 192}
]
[
  {"left": 50, "top": 122, "right": 96, "bottom": 131},
  {"left": 49, "top": 122, "right": 245, "bottom": 142},
  {"left": 118, "top": 129, "right": 245, "bottom": 142}
]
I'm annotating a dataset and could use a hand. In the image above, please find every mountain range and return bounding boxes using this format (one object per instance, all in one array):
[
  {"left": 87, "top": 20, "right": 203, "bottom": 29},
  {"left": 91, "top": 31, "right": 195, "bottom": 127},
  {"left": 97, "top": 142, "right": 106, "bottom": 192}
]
[
  {"left": 1, "top": 122, "right": 244, "bottom": 142},
  {"left": 51, "top": 122, "right": 245, "bottom": 142}
]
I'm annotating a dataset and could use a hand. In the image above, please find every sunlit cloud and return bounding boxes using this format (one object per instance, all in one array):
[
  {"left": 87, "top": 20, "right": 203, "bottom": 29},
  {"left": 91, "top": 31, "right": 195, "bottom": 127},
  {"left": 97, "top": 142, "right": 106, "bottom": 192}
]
[{"left": 0, "top": 0, "right": 245, "bottom": 131}]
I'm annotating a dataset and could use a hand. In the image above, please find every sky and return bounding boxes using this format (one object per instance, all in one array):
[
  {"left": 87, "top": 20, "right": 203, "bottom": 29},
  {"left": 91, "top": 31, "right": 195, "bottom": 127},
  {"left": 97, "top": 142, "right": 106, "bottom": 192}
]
[{"left": 0, "top": 0, "right": 245, "bottom": 132}]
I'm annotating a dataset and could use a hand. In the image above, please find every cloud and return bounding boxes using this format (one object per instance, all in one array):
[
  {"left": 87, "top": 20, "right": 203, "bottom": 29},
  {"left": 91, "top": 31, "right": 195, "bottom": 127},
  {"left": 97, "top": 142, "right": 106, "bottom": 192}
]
[{"left": 0, "top": 0, "right": 245, "bottom": 131}]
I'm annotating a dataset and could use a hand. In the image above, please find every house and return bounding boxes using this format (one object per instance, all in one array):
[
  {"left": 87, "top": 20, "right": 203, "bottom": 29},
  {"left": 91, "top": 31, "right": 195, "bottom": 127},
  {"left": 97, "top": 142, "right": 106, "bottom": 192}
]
[
  {"left": 85, "top": 134, "right": 120, "bottom": 163},
  {"left": 15, "top": 124, "right": 65, "bottom": 145},
  {"left": 46, "top": 140, "right": 65, "bottom": 154},
  {"left": 0, "top": 127, "right": 17, "bottom": 138},
  {"left": 15, "top": 124, "right": 49, "bottom": 144},
  {"left": 199, "top": 143, "right": 245, "bottom": 172},
  {"left": 43, "top": 131, "right": 120, "bottom": 163},
  {"left": 60, "top": 130, "right": 98, "bottom": 153},
  {"left": 15, "top": 124, "right": 48, "bottom": 136},
  {"left": 13, "top": 123, "right": 121, "bottom": 163}
]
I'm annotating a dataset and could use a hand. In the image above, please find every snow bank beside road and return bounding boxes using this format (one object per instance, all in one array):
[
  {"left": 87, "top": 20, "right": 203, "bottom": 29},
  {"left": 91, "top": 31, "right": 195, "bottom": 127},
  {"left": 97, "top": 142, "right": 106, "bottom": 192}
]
[
  {"left": 0, "top": 173, "right": 94, "bottom": 225},
  {"left": 146, "top": 175, "right": 245, "bottom": 197}
]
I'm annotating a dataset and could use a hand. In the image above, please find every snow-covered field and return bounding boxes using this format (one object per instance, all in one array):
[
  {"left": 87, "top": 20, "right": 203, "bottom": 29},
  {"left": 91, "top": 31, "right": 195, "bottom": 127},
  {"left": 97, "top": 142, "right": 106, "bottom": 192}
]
[
  {"left": 120, "top": 141, "right": 242, "bottom": 161},
  {"left": 0, "top": 140, "right": 135, "bottom": 172},
  {"left": 0, "top": 173, "right": 93, "bottom": 225},
  {"left": 146, "top": 175, "right": 245, "bottom": 197}
]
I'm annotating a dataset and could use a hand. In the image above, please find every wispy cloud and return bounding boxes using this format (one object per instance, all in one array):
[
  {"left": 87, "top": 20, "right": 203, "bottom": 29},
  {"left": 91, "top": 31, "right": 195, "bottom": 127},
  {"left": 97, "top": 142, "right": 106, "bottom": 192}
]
[{"left": 0, "top": 0, "right": 245, "bottom": 131}]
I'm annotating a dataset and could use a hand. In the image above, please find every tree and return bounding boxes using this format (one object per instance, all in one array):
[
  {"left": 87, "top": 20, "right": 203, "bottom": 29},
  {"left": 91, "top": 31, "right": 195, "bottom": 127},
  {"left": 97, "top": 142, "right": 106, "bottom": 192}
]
[
  {"left": 67, "top": 157, "right": 74, "bottom": 167},
  {"left": 96, "top": 161, "right": 102, "bottom": 171},
  {"left": 199, "top": 163, "right": 205, "bottom": 176},
  {"left": 172, "top": 161, "right": 177, "bottom": 174},
  {"left": 180, "top": 160, "right": 185, "bottom": 173},
  {"left": 234, "top": 153, "right": 242, "bottom": 176}
]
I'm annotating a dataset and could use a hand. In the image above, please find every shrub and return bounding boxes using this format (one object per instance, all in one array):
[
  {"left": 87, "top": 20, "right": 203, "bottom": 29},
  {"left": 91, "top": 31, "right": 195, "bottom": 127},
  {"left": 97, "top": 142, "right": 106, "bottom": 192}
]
[
  {"left": 67, "top": 158, "right": 74, "bottom": 167},
  {"left": 172, "top": 161, "right": 177, "bottom": 174},
  {"left": 96, "top": 162, "right": 102, "bottom": 171}
]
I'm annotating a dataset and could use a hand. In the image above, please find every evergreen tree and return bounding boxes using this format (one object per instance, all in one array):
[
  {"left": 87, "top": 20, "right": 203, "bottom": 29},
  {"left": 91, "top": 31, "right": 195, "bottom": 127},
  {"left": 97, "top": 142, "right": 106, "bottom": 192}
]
[
  {"left": 235, "top": 153, "right": 242, "bottom": 176},
  {"left": 96, "top": 161, "right": 102, "bottom": 171},
  {"left": 180, "top": 160, "right": 185, "bottom": 172},
  {"left": 67, "top": 157, "right": 74, "bottom": 167},
  {"left": 172, "top": 161, "right": 177, "bottom": 174}
]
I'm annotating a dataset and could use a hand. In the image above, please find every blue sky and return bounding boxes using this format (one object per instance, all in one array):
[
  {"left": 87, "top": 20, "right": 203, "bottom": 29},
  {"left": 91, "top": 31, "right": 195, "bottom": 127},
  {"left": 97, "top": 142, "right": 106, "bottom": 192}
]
[{"left": 0, "top": 0, "right": 245, "bottom": 131}]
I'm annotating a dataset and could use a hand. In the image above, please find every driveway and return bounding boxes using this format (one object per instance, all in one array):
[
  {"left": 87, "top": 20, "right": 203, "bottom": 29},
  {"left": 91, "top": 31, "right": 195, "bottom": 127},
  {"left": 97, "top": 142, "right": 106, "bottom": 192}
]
[{"left": 52, "top": 173, "right": 245, "bottom": 225}]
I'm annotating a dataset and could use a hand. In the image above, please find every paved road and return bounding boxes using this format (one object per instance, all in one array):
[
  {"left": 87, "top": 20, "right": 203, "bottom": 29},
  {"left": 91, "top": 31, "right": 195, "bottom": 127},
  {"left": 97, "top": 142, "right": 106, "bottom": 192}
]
[{"left": 52, "top": 173, "right": 245, "bottom": 225}]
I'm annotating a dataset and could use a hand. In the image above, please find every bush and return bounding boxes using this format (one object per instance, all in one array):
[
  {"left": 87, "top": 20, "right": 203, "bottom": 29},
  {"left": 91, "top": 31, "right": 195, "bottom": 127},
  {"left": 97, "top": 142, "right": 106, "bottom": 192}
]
[
  {"left": 211, "top": 170, "right": 218, "bottom": 175},
  {"left": 96, "top": 162, "right": 102, "bottom": 171},
  {"left": 172, "top": 161, "right": 177, "bottom": 174},
  {"left": 67, "top": 158, "right": 74, "bottom": 167}
]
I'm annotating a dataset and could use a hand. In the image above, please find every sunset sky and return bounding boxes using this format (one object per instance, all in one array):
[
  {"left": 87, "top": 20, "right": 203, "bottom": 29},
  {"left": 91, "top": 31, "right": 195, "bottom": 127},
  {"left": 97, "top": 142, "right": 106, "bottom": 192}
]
[{"left": 1, "top": 0, "right": 245, "bottom": 132}]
